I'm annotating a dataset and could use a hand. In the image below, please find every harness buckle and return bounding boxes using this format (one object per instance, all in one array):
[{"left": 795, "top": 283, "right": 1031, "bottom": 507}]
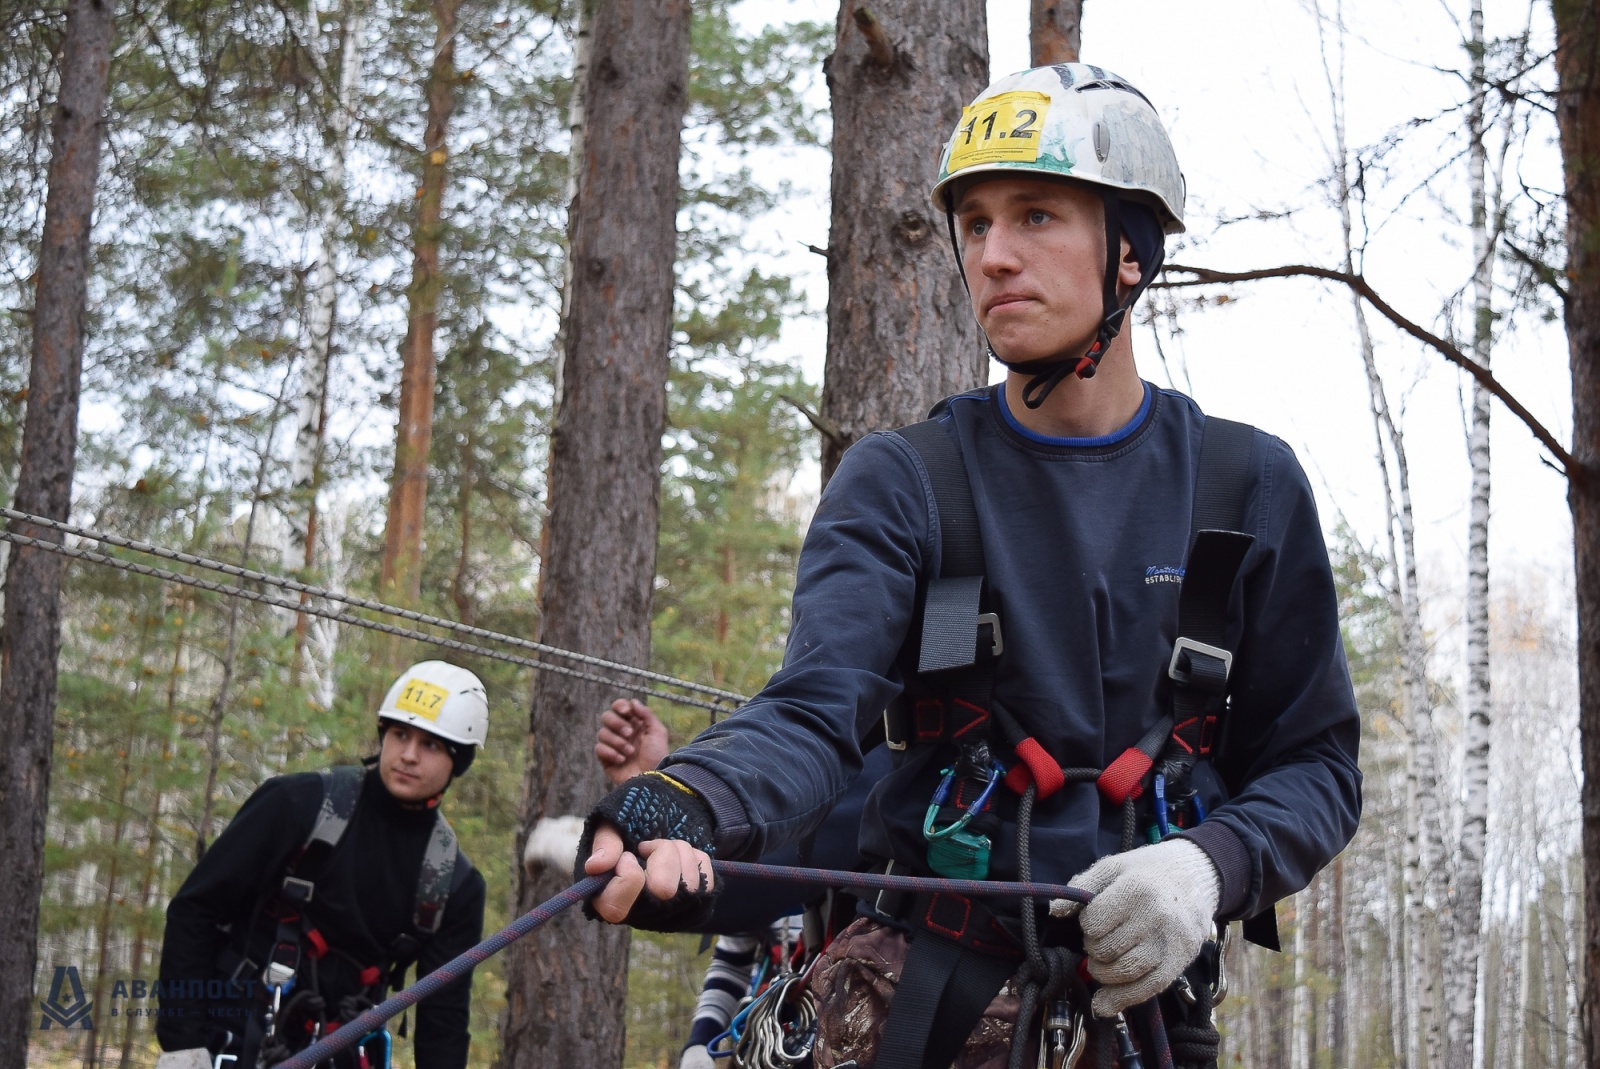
[
  {"left": 977, "top": 613, "right": 1004, "bottom": 658},
  {"left": 225, "top": 954, "right": 258, "bottom": 986},
  {"left": 281, "top": 876, "right": 316, "bottom": 905},
  {"left": 1167, "top": 637, "right": 1232, "bottom": 694}
]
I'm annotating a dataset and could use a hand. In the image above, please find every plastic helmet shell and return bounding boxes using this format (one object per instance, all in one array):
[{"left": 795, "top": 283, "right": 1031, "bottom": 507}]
[
  {"left": 930, "top": 64, "right": 1186, "bottom": 234},
  {"left": 378, "top": 660, "right": 488, "bottom": 749}
]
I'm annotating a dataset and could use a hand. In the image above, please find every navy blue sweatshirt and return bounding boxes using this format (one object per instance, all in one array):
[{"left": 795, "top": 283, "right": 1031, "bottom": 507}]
[{"left": 665, "top": 383, "right": 1362, "bottom": 921}]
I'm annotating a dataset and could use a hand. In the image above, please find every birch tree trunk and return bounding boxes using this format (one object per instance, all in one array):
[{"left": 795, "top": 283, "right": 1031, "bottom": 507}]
[
  {"left": 1329, "top": 857, "right": 1349, "bottom": 1065},
  {"left": 1320, "top": 12, "right": 1446, "bottom": 1059},
  {"left": 496, "top": 1, "right": 690, "bottom": 1065},
  {"left": 818, "top": 0, "right": 988, "bottom": 481},
  {"left": 1291, "top": 891, "right": 1312, "bottom": 1069},
  {"left": 380, "top": 0, "right": 460, "bottom": 604},
  {"left": 0, "top": 3, "right": 113, "bottom": 1063},
  {"left": 289, "top": 0, "right": 364, "bottom": 692},
  {"left": 1550, "top": 5, "right": 1600, "bottom": 1065},
  {"left": 1030, "top": 0, "right": 1081, "bottom": 65},
  {"left": 1450, "top": 5, "right": 1494, "bottom": 1066}
]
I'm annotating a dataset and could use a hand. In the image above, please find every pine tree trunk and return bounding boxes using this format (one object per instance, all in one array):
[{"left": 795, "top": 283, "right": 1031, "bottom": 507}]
[
  {"left": 1030, "top": 0, "right": 1081, "bottom": 65},
  {"left": 818, "top": 0, "right": 988, "bottom": 482},
  {"left": 1551, "top": 5, "right": 1600, "bottom": 1066},
  {"left": 495, "top": 1, "right": 690, "bottom": 1066},
  {"left": 380, "top": 0, "right": 460, "bottom": 604},
  {"left": 1451, "top": 6, "right": 1494, "bottom": 1067},
  {"left": 0, "top": 3, "right": 113, "bottom": 1064}
]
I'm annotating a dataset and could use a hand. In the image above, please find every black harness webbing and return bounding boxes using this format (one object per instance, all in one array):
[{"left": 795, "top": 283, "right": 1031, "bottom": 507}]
[
  {"left": 900, "top": 418, "right": 992, "bottom": 677},
  {"left": 877, "top": 932, "right": 1018, "bottom": 1069}
]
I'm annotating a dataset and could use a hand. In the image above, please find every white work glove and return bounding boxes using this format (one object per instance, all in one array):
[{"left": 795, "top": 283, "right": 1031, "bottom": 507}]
[
  {"left": 155, "top": 1052, "right": 212, "bottom": 1069},
  {"left": 680, "top": 1044, "right": 715, "bottom": 1069},
  {"left": 1068, "top": 837, "right": 1221, "bottom": 1018}
]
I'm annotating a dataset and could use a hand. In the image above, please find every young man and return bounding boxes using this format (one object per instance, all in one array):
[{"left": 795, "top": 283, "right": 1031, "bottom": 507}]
[
  {"left": 157, "top": 661, "right": 489, "bottom": 1069},
  {"left": 580, "top": 65, "right": 1362, "bottom": 1068}
]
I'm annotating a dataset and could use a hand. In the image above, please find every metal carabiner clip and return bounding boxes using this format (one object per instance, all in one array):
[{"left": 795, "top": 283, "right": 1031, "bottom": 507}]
[
  {"left": 922, "top": 763, "right": 1002, "bottom": 841},
  {"left": 1037, "top": 1000, "right": 1086, "bottom": 1069},
  {"left": 1211, "top": 922, "right": 1231, "bottom": 1008}
]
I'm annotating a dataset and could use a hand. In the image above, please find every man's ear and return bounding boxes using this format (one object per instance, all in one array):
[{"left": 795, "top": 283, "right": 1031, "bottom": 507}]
[{"left": 1118, "top": 235, "right": 1143, "bottom": 294}]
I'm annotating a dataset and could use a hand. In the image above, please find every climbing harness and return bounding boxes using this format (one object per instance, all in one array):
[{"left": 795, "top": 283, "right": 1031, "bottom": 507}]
[{"left": 870, "top": 409, "right": 1262, "bottom": 1069}]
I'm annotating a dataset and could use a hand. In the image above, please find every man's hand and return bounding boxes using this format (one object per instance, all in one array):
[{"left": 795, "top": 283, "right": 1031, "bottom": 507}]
[
  {"left": 577, "top": 771, "right": 719, "bottom": 930},
  {"left": 584, "top": 824, "right": 715, "bottom": 923},
  {"left": 1068, "top": 837, "right": 1220, "bottom": 1017},
  {"left": 596, "top": 699, "right": 671, "bottom": 785}
]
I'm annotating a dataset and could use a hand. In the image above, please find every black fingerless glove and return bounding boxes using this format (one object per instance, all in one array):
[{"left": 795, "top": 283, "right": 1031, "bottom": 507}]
[{"left": 577, "top": 771, "right": 720, "bottom": 931}]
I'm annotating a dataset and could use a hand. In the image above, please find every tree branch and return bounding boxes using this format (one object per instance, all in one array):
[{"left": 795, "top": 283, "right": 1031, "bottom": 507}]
[
  {"left": 851, "top": 6, "right": 896, "bottom": 70},
  {"left": 780, "top": 394, "right": 849, "bottom": 453},
  {"left": 1501, "top": 237, "right": 1569, "bottom": 303},
  {"left": 1159, "top": 262, "right": 1579, "bottom": 478}
]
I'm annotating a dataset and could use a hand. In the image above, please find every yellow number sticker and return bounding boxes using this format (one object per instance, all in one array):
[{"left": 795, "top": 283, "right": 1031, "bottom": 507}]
[
  {"left": 395, "top": 679, "right": 449, "bottom": 720},
  {"left": 947, "top": 91, "right": 1051, "bottom": 171}
]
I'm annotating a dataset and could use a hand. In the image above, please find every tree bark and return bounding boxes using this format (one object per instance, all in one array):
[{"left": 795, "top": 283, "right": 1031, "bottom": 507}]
[
  {"left": 1550, "top": 3, "right": 1600, "bottom": 1066},
  {"left": 495, "top": 0, "right": 690, "bottom": 1065},
  {"left": 819, "top": 0, "right": 988, "bottom": 481},
  {"left": 380, "top": 0, "right": 460, "bottom": 604},
  {"left": 1451, "top": 5, "right": 1494, "bottom": 1066},
  {"left": 1030, "top": 0, "right": 1082, "bottom": 65},
  {"left": 0, "top": 2, "right": 113, "bottom": 1064}
]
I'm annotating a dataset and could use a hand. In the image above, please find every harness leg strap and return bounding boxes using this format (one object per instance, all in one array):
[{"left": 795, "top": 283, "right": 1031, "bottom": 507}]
[{"left": 875, "top": 932, "right": 1017, "bottom": 1069}]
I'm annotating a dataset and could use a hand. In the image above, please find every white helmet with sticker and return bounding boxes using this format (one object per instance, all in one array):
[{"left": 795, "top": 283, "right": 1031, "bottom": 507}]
[
  {"left": 930, "top": 63, "right": 1186, "bottom": 234},
  {"left": 378, "top": 660, "right": 488, "bottom": 750}
]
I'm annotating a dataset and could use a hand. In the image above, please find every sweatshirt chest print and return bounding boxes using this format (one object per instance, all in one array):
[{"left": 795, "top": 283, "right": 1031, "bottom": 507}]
[{"left": 1144, "top": 564, "right": 1184, "bottom": 586}]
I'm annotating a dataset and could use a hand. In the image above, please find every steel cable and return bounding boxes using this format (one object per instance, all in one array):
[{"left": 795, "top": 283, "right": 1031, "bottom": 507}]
[
  {"left": 0, "top": 506, "right": 748, "bottom": 708},
  {"left": 0, "top": 528, "right": 732, "bottom": 713}
]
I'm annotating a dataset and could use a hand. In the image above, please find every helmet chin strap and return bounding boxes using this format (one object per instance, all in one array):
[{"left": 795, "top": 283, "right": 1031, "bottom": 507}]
[{"left": 945, "top": 189, "right": 1157, "bottom": 411}]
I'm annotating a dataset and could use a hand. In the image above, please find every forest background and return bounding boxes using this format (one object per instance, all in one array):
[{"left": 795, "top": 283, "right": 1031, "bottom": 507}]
[{"left": 1, "top": 1, "right": 1584, "bottom": 1068}]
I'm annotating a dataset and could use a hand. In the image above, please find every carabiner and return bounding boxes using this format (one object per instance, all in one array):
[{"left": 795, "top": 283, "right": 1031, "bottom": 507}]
[{"left": 922, "top": 763, "right": 1002, "bottom": 841}]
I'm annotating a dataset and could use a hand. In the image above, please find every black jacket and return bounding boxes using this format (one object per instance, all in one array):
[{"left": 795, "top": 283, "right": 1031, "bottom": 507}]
[{"left": 157, "top": 766, "right": 485, "bottom": 1069}]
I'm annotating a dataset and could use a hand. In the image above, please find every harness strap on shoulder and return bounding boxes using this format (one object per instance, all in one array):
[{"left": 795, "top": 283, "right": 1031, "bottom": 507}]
[
  {"left": 1165, "top": 419, "right": 1256, "bottom": 770},
  {"left": 414, "top": 816, "right": 458, "bottom": 934},
  {"left": 1097, "top": 417, "right": 1257, "bottom": 806},
  {"left": 898, "top": 420, "right": 990, "bottom": 675}
]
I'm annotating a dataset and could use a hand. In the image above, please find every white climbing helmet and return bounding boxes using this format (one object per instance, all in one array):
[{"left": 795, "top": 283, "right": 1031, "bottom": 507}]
[
  {"left": 929, "top": 63, "right": 1186, "bottom": 234},
  {"left": 378, "top": 660, "right": 489, "bottom": 750}
]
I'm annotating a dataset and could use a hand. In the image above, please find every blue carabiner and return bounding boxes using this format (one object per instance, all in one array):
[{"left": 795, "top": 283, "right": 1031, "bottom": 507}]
[
  {"left": 1154, "top": 773, "right": 1170, "bottom": 838},
  {"left": 923, "top": 763, "right": 1003, "bottom": 841}
]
